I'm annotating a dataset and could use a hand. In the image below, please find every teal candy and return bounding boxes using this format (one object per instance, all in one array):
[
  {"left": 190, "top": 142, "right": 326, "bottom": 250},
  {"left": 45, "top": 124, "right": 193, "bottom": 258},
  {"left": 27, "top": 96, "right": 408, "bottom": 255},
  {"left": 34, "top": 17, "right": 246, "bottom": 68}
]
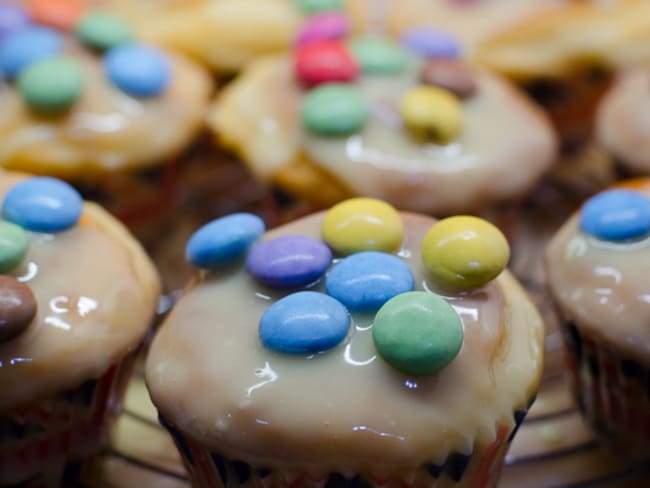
[
  {"left": 0, "top": 221, "right": 28, "bottom": 273},
  {"left": 296, "top": 0, "right": 343, "bottom": 14},
  {"left": 76, "top": 11, "right": 133, "bottom": 51},
  {"left": 18, "top": 57, "right": 83, "bottom": 111},
  {"left": 372, "top": 291, "right": 463, "bottom": 375},
  {"left": 349, "top": 36, "right": 408, "bottom": 74},
  {"left": 302, "top": 83, "right": 367, "bottom": 135}
]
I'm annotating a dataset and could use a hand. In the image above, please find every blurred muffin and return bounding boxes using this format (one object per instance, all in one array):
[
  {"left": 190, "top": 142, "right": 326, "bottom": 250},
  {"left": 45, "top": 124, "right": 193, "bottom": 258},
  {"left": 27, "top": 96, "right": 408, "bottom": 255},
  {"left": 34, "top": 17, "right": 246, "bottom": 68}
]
[
  {"left": 0, "top": 171, "right": 160, "bottom": 486},
  {"left": 208, "top": 21, "right": 557, "bottom": 219},
  {"left": 146, "top": 197, "right": 544, "bottom": 487},
  {"left": 545, "top": 179, "right": 650, "bottom": 464}
]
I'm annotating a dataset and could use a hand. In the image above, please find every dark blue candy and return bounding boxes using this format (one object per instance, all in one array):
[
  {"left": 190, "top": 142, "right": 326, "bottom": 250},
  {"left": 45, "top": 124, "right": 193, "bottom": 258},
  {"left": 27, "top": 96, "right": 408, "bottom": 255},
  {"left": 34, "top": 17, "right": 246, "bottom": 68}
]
[
  {"left": 579, "top": 189, "right": 650, "bottom": 241},
  {"left": 326, "top": 251, "right": 414, "bottom": 312},
  {"left": 186, "top": 213, "right": 265, "bottom": 268},
  {"left": 259, "top": 291, "right": 350, "bottom": 354},
  {"left": 0, "top": 26, "right": 62, "bottom": 78},
  {"left": 0, "top": 4, "right": 30, "bottom": 42},
  {"left": 105, "top": 43, "right": 170, "bottom": 97},
  {"left": 246, "top": 235, "right": 332, "bottom": 288},
  {"left": 2, "top": 177, "right": 82, "bottom": 232},
  {"left": 401, "top": 28, "right": 460, "bottom": 59}
]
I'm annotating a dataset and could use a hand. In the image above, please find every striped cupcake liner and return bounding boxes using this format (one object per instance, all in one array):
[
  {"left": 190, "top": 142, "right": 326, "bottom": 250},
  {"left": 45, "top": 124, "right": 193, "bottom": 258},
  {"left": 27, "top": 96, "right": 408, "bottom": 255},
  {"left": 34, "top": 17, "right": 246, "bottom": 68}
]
[
  {"left": 0, "top": 351, "right": 138, "bottom": 488},
  {"left": 562, "top": 320, "right": 650, "bottom": 463},
  {"left": 159, "top": 397, "right": 534, "bottom": 488}
]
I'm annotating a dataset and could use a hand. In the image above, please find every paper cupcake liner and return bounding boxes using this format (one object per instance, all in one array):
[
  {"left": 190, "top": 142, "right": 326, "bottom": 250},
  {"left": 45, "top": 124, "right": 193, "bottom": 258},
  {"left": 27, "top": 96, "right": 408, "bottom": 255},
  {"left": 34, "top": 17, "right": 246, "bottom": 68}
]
[
  {"left": 159, "top": 397, "right": 534, "bottom": 488},
  {"left": 0, "top": 351, "right": 138, "bottom": 487},
  {"left": 561, "top": 320, "right": 650, "bottom": 463}
]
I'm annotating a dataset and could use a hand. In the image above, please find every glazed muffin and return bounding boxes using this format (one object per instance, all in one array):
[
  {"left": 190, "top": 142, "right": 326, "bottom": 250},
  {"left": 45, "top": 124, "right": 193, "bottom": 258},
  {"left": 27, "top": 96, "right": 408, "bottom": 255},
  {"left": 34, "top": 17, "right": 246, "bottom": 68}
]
[
  {"left": 208, "top": 22, "right": 557, "bottom": 218},
  {"left": 146, "top": 197, "right": 545, "bottom": 487},
  {"left": 0, "top": 171, "right": 160, "bottom": 486},
  {"left": 545, "top": 179, "right": 650, "bottom": 464}
]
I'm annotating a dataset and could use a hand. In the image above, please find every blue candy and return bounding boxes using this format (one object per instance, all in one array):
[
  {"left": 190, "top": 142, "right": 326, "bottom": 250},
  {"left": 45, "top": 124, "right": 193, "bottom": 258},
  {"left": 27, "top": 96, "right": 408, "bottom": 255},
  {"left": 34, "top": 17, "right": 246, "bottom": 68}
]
[
  {"left": 2, "top": 177, "right": 82, "bottom": 232},
  {"left": 0, "top": 4, "right": 30, "bottom": 42},
  {"left": 0, "top": 26, "right": 62, "bottom": 78},
  {"left": 105, "top": 43, "right": 171, "bottom": 97},
  {"left": 186, "top": 213, "right": 265, "bottom": 268},
  {"left": 326, "top": 251, "right": 414, "bottom": 312},
  {"left": 259, "top": 291, "right": 350, "bottom": 354},
  {"left": 579, "top": 189, "right": 650, "bottom": 242},
  {"left": 401, "top": 28, "right": 460, "bottom": 59},
  {"left": 246, "top": 235, "right": 332, "bottom": 288}
]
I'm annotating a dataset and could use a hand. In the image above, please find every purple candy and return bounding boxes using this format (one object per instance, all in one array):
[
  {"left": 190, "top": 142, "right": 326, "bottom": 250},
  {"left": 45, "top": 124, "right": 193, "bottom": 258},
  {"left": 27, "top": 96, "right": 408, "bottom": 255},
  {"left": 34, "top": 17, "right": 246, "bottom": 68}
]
[
  {"left": 401, "top": 28, "right": 460, "bottom": 59},
  {"left": 295, "top": 12, "right": 348, "bottom": 47},
  {"left": 0, "top": 4, "right": 30, "bottom": 42},
  {"left": 246, "top": 235, "right": 332, "bottom": 288}
]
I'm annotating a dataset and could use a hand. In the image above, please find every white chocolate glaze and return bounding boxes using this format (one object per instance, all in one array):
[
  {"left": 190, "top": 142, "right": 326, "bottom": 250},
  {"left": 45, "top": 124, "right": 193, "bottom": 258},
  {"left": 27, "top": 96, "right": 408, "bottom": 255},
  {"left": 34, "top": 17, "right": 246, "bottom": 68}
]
[
  {"left": 545, "top": 181, "right": 650, "bottom": 365},
  {"left": 0, "top": 172, "right": 160, "bottom": 410},
  {"left": 596, "top": 67, "right": 650, "bottom": 174},
  {"left": 0, "top": 33, "right": 212, "bottom": 179},
  {"left": 146, "top": 212, "right": 544, "bottom": 472},
  {"left": 209, "top": 56, "right": 557, "bottom": 215}
]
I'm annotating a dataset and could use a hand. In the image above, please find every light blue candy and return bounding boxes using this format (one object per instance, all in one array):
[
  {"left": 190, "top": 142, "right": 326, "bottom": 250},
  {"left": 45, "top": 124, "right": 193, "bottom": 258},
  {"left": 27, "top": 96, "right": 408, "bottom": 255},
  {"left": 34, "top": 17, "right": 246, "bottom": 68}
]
[
  {"left": 0, "top": 26, "right": 62, "bottom": 79},
  {"left": 2, "top": 177, "right": 82, "bottom": 233},
  {"left": 326, "top": 251, "right": 414, "bottom": 312},
  {"left": 105, "top": 43, "right": 170, "bottom": 97},
  {"left": 259, "top": 291, "right": 350, "bottom": 354},
  {"left": 579, "top": 189, "right": 650, "bottom": 242},
  {"left": 401, "top": 28, "right": 460, "bottom": 59},
  {"left": 186, "top": 213, "right": 265, "bottom": 268}
]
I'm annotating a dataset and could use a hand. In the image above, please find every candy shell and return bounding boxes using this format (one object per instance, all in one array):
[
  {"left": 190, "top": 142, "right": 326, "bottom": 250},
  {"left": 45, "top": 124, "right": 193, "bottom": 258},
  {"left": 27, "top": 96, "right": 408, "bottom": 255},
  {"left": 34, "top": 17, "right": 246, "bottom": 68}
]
[
  {"left": 186, "top": 213, "right": 265, "bottom": 268},
  {"left": 259, "top": 291, "right": 350, "bottom": 354},
  {"left": 296, "top": 0, "right": 343, "bottom": 14},
  {"left": 326, "top": 251, "right": 414, "bottom": 312},
  {"left": 302, "top": 83, "right": 367, "bottom": 135},
  {"left": 579, "top": 189, "right": 650, "bottom": 242},
  {"left": 2, "top": 177, "right": 83, "bottom": 233},
  {"left": 18, "top": 57, "right": 83, "bottom": 111},
  {"left": 0, "top": 26, "right": 62, "bottom": 79},
  {"left": 105, "top": 43, "right": 171, "bottom": 97},
  {"left": 373, "top": 291, "right": 463, "bottom": 375},
  {"left": 28, "top": 0, "right": 85, "bottom": 30},
  {"left": 0, "top": 275, "right": 37, "bottom": 343},
  {"left": 0, "top": 220, "right": 28, "bottom": 273},
  {"left": 246, "top": 235, "right": 332, "bottom": 288},
  {"left": 295, "top": 12, "right": 348, "bottom": 46},
  {"left": 295, "top": 41, "right": 358, "bottom": 86},
  {"left": 400, "top": 85, "right": 462, "bottom": 143},
  {"left": 0, "top": 4, "right": 30, "bottom": 41},
  {"left": 420, "top": 59, "right": 476, "bottom": 99},
  {"left": 76, "top": 11, "right": 133, "bottom": 51},
  {"left": 349, "top": 36, "right": 408, "bottom": 74},
  {"left": 401, "top": 28, "right": 460, "bottom": 59},
  {"left": 322, "top": 198, "right": 403, "bottom": 255}
]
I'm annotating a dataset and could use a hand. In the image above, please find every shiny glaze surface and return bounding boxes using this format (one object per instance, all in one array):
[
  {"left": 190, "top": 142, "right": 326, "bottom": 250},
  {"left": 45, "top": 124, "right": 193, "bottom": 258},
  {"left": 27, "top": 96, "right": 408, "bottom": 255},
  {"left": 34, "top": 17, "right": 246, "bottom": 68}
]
[
  {"left": 210, "top": 56, "right": 556, "bottom": 215},
  {"left": 0, "top": 172, "right": 160, "bottom": 410},
  {"left": 546, "top": 181, "right": 650, "bottom": 364},
  {"left": 146, "top": 212, "right": 544, "bottom": 471},
  {"left": 0, "top": 32, "right": 211, "bottom": 179}
]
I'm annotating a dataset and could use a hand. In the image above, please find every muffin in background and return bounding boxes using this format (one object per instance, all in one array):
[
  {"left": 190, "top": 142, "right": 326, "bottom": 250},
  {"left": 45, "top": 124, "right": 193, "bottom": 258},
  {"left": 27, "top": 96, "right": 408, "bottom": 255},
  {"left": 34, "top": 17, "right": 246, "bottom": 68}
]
[
  {"left": 0, "top": 171, "right": 160, "bottom": 487},
  {"left": 146, "top": 197, "right": 544, "bottom": 487},
  {"left": 545, "top": 178, "right": 650, "bottom": 465}
]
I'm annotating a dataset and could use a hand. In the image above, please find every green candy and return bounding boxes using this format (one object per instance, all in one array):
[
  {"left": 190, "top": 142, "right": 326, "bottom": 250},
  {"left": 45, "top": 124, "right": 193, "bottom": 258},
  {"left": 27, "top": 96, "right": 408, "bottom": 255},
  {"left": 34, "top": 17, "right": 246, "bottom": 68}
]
[
  {"left": 76, "top": 11, "right": 133, "bottom": 51},
  {"left": 295, "top": 0, "right": 343, "bottom": 14},
  {"left": 18, "top": 57, "right": 83, "bottom": 112},
  {"left": 349, "top": 36, "right": 408, "bottom": 75},
  {"left": 302, "top": 83, "right": 367, "bottom": 136},
  {"left": 372, "top": 291, "right": 463, "bottom": 375},
  {"left": 0, "top": 221, "right": 28, "bottom": 273}
]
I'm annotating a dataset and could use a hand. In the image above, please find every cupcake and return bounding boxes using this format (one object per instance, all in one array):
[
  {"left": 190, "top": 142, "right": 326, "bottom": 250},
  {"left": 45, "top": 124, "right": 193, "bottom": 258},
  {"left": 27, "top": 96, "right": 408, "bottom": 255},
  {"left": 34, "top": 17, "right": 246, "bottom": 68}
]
[
  {"left": 208, "top": 20, "right": 557, "bottom": 219},
  {"left": 545, "top": 179, "right": 650, "bottom": 464},
  {"left": 0, "top": 171, "right": 160, "bottom": 486},
  {"left": 146, "top": 197, "right": 545, "bottom": 487}
]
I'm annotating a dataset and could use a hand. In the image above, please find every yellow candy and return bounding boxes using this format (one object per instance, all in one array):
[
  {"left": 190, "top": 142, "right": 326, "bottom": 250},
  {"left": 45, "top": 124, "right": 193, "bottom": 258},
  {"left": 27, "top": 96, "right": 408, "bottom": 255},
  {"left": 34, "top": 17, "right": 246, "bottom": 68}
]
[
  {"left": 421, "top": 216, "right": 509, "bottom": 290},
  {"left": 322, "top": 198, "right": 404, "bottom": 255},
  {"left": 399, "top": 85, "right": 462, "bottom": 143}
]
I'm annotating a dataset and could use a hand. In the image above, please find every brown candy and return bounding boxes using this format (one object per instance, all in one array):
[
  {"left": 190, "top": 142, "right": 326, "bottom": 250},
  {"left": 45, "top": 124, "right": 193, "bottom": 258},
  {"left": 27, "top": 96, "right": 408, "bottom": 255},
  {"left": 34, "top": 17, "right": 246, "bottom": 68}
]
[
  {"left": 419, "top": 59, "right": 477, "bottom": 99},
  {"left": 0, "top": 275, "right": 37, "bottom": 342}
]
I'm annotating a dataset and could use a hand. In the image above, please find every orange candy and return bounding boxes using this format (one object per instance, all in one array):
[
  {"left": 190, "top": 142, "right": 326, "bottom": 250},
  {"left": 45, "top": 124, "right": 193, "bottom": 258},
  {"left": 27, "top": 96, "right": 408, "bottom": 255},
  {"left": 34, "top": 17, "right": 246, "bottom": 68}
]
[{"left": 28, "top": 0, "right": 86, "bottom": 30}]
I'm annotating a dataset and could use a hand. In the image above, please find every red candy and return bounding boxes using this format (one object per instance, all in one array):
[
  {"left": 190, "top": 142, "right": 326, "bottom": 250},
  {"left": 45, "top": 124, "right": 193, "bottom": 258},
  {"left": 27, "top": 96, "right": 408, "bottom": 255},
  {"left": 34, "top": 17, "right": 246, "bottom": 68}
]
[{"left": 294, "top": 41, "right": 358, "bottom": 86}]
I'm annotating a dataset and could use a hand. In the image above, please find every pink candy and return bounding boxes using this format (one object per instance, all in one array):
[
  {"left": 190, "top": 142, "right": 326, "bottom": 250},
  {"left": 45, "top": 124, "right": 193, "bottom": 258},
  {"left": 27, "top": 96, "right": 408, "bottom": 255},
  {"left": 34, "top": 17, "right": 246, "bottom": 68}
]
[
  {"left": 295, "top": 12, "right": 348, "bottom": 47},
  {"left": 294, "top": 40, "right": 358, "bottom": 86}
]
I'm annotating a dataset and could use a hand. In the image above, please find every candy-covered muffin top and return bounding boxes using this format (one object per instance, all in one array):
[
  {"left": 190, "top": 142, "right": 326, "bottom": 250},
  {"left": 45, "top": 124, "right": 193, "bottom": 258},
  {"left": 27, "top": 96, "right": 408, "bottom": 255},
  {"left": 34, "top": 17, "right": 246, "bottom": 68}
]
[
  {"left": 209, "top": 4, "right": 557, "bottom": 215},
  {"left": 546, "top": 179, "right": 650, "bottom": 364},
  {"left": 146, "top": 198, "right": 544, "bottom": 471},
  {"left": 0, "top": 0, "right": 211, "bottom": 177},
  {"left": 0, "top": 171, "right": 160, "bottom": 410}
]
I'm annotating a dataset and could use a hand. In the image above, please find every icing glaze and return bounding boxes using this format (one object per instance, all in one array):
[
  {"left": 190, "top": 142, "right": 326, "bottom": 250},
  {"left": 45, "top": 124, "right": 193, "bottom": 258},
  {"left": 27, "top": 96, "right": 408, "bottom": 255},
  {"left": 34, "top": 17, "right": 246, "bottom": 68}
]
[
  {"left": 0, "top": 171, "right": 160, "bottom": 410},
  {"left": 546, "top": 180, "right": 650, "bottom": 364},
  {"left": 146, "top": 211, "right": 544, "bottom": 470}
]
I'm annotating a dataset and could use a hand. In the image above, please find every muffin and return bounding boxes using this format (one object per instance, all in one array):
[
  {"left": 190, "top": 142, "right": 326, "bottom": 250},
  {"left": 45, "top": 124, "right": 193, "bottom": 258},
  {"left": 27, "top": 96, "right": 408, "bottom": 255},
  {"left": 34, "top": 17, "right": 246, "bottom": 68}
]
[
  {"left": 208, "top": 21, "right": 557, "bottom": 219},
  {"left": 545, "top": 179, "right": 650, "bottom": 464},
  {"left": 0, "top": 171, "right": 160, "bottom": 487},
  {"left": 146, "top": 197, "right": 545, "bottom": 487}
]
